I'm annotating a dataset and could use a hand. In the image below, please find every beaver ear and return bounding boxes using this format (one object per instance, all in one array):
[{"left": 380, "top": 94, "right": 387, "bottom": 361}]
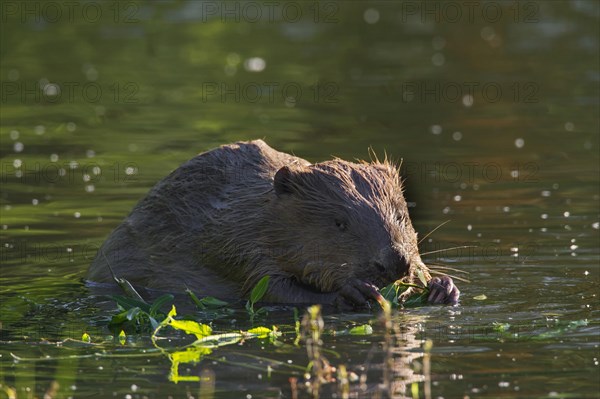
[{"left": 274, "top": 166, "right": 295, "bottom": 196}]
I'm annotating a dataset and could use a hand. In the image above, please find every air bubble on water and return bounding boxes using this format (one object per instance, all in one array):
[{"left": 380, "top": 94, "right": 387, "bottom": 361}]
[
  {"left": 541, "top": 190, "right": 551, "bottom": 197},
  {"left": 13, "top": 159, "right": 22, "bottom": 168},
  {"left": 14, "top": 142, "right": 24, "bottom": 152},
  {"left": 467, "top": 224, "right": 472, "bottom": 231},
  {"left": 442, "top": 206, "right": 451, "bottom": 214},
  {"left": 67, "top": 247, "right": 73, "bottom": 253},
  {"left": 8, "top": 69, "right": 19, "bottom": 81},
  {"left": 511, "top": 170, "right": 519, "bottom": 178},
  {"left": 515, "top": 138, "right": 524, "bottom": 148},
  {"left": 510, "top": 247, "right": 519, "bottom": 252},
  {"left": 454, "top": 195, "right": 461, "bottom": 202},
  {"left": 74, "top": 212, "right": 81, "bottom": 218},
  {"left": 552, "top": 183, "right": 559, "bottom": 190},
  {"left": 32, "top": 199, "right": 38, "bottom": 205},
  {"left": 540, "top": 227, "right": 547, "bottom": 232},
  {"left": 432, "top": 53, "right": 445, "bottom": 66},
  {"left": 563, "top": 211, "right": 570, "bottom": 217},
  {"left": 481, "top": 26, "right": 495, "bottom": 41},
  {"left": 224, "top": 65, "right": 237, "bottom": 76},
  {"left": 85, "top": 185, "right": 95, "bottom": 193},
  {"left": 541, "top": 214, "right": 548, "bottom": 219},
  {"left": 50, "top": 154, "right": 59, "bottom": 162},
  {"left": 67, "top": 122, "right": 77, "bottom": 132},
  {"left": 284, "top": 97, "right": 296, "bottom": 108},
  {"left": 125, "top": 167, "right": 137, "bottom": 175},
  {"left": 84, "top": 66, "right": 98, "bottom": 81},
  {"left": 570, "top": 244, "right": 578, "bottom": 250},
  {"left": 10, "top": 130, "right": 19, "bottom": 140},
  {"left": 131, "top": 384, "right": 138, "bottom": 392},
  {"left": 86, "top": 150, "right": 95, "bottom": 158},
  {"left": 15, "top": 171, "right": 22, "bottom": 178},
  {"left": 584, "top": 270, "right": 589, "bottom": 276},
  {"left": 452, "top": 131, "right": 462, "bottom": 141},
  {"left": 432, "top": 36, "right": 446, "bottom": 50},
  {"left": 462, "top": 94, "right": 474, "bottom": 107},
  {"left": 92, "top": 166, "right": 101, "bottom": 175},
  {"left": 592, "top": 222, "right": 599, "bottom": 230},
  {"left": 69, "top": 161, "right": 79, "bottom": 169},
  {"left": 226, "top": 53, "right": 241, "bottom": 66},
  {"left": 363, "top": 8, "right": 380, "bottom": 24},
  {"left": 244, "top": 57, "right": 266, "bottom": 72},
  {"left": 43, "top": 83, "right": 60, "bottom": 97},
  {"left": 35, "top": 125, "right": 45, "bottom": 135},
  {"left": 564, "top": 122, "right": 574, "bottom": 131},
  {"left": 430, "top": 125, "right": 442, "bottom": 135},
  {"left": 2, "top": 225, "right": 7, "bottom": 230},
  {"left": 59, "top": 168, "right": 66, "bottom": 176},
  {"left": 503, "top": 206, "right": 510, "bottom": 212},
  {"left": 460, "top": 183, "right": 467, "bottom": 189},
  {"left": 473, "top": 184, "right": 480, "bottom": 190}
]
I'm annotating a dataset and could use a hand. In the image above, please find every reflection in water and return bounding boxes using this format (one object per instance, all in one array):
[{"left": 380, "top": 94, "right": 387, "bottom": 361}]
[{"left": 1, "top": 0, "right": 598, "bottom": 397}]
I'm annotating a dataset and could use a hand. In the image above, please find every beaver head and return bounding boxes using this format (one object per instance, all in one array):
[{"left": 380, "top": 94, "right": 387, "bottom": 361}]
[{"left": 261, "top": 159, "right": 425, "bottom": 295}]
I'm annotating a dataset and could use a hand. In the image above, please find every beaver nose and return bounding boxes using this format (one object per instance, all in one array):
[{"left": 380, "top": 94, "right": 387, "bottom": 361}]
[{"left": 374, "top": 247, "right": 409, "bottom": 280}]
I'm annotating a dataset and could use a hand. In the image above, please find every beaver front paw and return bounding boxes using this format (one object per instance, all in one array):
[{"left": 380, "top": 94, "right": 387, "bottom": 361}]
[
  {"left": 334, "top": 279, "right": 382, "bottom": 310},
  {"left": 427, "top": 276, "right": 460, "bottom": 305}
]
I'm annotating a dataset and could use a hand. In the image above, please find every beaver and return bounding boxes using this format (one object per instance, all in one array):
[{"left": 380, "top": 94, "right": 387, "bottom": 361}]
[{"left": 87, "top": 140, "right": 459, "bottom": 308}]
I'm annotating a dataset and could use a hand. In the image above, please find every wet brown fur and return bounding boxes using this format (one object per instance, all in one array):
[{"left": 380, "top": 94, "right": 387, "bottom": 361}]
[{"left": 87, "top": 140, "right": 432, "bottom": 304}]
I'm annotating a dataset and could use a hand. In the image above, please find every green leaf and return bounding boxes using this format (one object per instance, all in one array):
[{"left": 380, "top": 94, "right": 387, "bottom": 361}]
[
  {"left": 416, "top": 269, "right": 428, "bottom": 287},
  {"left": 167, "top": 317, "right": 212, "bottom": 340},
  {"left": 126, "top": 307, "right": 141, "bottom": 321},
  {"left": 81, "top": 332, "right": 91, "bottom": 343},
  {"left": 349, "top": 324, "right": 373, "bottom": 335},
  {"left": 380, "top": 283, "right": 398, "bottom": 302},
  {"left": 250, "top": 275, "right": 270, "bottom": 304},
  {"left": 199, "top": 296, "right": 228, "bottom": 308},
  {"left": 247, "top": 326, "right": 272, "bottom": 338},
  {"left": 110, "top": 295, "right": 151, "bottom": 314},
  {"left": 150, "top": 294, "right": 174, "bottom": 315},
  {"left": 118, "top": 330, "right": 127, "bottom": 345}
]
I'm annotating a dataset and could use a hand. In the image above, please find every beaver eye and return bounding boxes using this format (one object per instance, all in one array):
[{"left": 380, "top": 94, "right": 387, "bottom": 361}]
[{"left": 334, "top": 219, "right": 347, "bottom": 231}]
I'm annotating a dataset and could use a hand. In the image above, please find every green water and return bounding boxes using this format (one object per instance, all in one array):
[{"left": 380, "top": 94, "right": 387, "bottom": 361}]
[{"left": 1, "top": 1, "right": 599, "bottom": 398}]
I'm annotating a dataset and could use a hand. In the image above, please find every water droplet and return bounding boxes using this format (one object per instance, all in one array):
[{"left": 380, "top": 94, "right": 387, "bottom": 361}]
[
  {"left": 14, "top": 142, "right": 24, "bottom": 153},
  {"left": 244, "top": 57, "right": 266, "bottom": 72},
  {"left": 432, "top": 53, "right": 445, "bottom": 66},
  {"left": 430, "top": 125, "right": 442, "bottom": 135},
  {"left": 363, "top": 8, "right": 380, "bottom": 24},
  {"left": 515, "top": 138, "right": 524, "bottom": 148},
  {"left": 462, "top": 94, "right": 473, "bottom": 107},
  {"left": 74, "top": 212, "right": 81, "bottom": 218},
  {"left": 452, "top": 131, "right": 462, "bottom": 141}
]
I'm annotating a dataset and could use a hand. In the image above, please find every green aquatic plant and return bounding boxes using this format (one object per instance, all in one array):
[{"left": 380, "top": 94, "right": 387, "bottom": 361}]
[
  {"left": 246, "top": 275, "right": 270, "bottom": 323},
  {"left": 108, "top": 293, "right": 174, "bottom": 333}
]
